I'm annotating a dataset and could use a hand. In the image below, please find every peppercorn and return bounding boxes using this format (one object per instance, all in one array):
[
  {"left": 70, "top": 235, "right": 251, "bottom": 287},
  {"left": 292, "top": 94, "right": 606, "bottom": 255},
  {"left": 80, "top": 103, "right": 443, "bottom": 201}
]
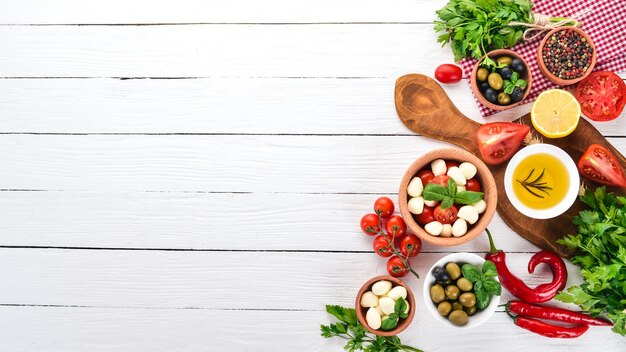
[{"left": 542, "top": 29, "right": 593, "bottom": 80}]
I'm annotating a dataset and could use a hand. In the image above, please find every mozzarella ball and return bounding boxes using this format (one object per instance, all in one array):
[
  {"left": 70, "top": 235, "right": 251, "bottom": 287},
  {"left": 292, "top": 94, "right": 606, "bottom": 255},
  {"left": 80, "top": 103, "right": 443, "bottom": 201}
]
[
  {"left": 447, "top": 166, "right": 466, "bottom": 186},
  {"left": 407, "top": 177, "right": 424, "bottom": 197},
  {"left": 408, "top": 197, "right": 424, "bottom": 215},
  {"left": 441, "top": 224, "right": 453, "bottom": 237},
  {"left": 424, "top": 221, "right": 443, "bottom": 236},
  {"left": 457, "top": 185, "right": 466, "bottom": 193},
  {"left": 431, "top": 159, "right": 447, "bottom": 176},
  {"left": 360, "top": 291, "right": 379, "bottom": 308},
  {"left": 452, "top": 218, "right": 468, "bottom": 237},
  {"left": 457, "top": 205, "right": 479, "bottom": 224},
  {"left": 459, "top": 162, "right": 477, "bottom": 179},
  {"left": 379, "top": 297, "right": 396, "bottom": 315},
  {"left": 366, "top": 307, "right": 382, "bottom": 330},
  {"left": 472, "top": 200, "right": 487, "bottom": 214},
  {"left": 387, "top": 286, "right": 408, "bottom": 300},
  {"left": 424, "top": 199, "right": 438, "bottom": 207},
  {"left": 372, "top": 280, "right": 392, "bottom": 296}
]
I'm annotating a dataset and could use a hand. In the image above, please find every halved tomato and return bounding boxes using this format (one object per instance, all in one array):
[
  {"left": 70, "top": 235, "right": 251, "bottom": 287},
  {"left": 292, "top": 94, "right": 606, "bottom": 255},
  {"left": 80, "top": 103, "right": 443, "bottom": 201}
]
[
  {"left": 577, "top": 144, "right": 626, "bottom": 188},
  {"left": 575, "top": 71, "right": 626, "bottom": 122},
  {"left": 429, "top": 175, "right": 450, "bottom": 186},
  {"left": 476, "top": 122, "right": 530, "bottom": 165}
]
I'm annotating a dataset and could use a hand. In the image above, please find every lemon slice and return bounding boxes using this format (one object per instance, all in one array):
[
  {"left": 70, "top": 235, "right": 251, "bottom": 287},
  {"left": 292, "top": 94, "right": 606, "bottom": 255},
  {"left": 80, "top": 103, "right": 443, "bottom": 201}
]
[{"left": 531, "top": 89, "right": 581, "bottom": 138}]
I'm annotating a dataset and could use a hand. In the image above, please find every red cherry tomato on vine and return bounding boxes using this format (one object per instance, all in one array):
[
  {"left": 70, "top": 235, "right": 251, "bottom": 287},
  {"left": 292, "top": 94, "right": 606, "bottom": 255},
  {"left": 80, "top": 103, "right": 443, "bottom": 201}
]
[
  {"left": 429, "top": 175, "right": 450, "bottom": 187},
  {"left": 399, "top": 234, "right": 422, "bottom": 258},
  {"left": 385, "top": 215, "right": 407, "bottom": 237},
  {"left": 373, "top": 197, "right": 394, "bottom": 218},
  {"left": 465, "top": 179, "right": 481, "bottom": 192},
  {"left": 416, "top": 206, "right": 435, "bottom": 225},
  {"left": 360, "top": 213, "right": 380, "bottom": 235},
  {"left": 434, "top": 204, "right": 458, "bottom": 224},
  {"left": 434, "top": 64, "right": 463, "bottom": 84},
  {"left": 387, "top": 256, "right": 410, "bottom": 277},
  {"left": 417, "top": 169, "right": 435, "bottom": 185},
  {"left": 373, "top": 235, "right": 394, "bottom": 257}
]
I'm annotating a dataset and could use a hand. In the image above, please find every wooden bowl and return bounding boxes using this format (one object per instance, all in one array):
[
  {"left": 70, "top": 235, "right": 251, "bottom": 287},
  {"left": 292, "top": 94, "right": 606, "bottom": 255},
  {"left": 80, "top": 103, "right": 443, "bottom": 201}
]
[
  {"left": 537, "top": 27, "right": 596, "bottom": 86},
  {"left": 470, "top": 49, "right": 532, "bottom": 111},
  {"left": 399, "top": 148, "right": 497, "bottom": 246},
  {"left": 355, "top": 275, "right": 416, "bottom": 336}
]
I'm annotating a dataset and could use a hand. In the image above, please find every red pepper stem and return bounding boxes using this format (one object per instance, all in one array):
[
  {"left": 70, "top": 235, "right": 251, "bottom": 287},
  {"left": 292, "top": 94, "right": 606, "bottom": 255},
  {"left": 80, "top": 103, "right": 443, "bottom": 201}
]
[{"left": 485, "top": 228, "right": 498, "bottom": 253}]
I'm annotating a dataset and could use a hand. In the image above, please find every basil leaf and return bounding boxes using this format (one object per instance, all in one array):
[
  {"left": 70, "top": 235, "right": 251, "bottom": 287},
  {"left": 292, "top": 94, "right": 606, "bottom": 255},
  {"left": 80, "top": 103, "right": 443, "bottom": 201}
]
[
  {"left": 475, "top": 288, "right": 491, "bottom": 310},
  {"left": 454, "top": 191, "right": 484, "bottom": 205},
  {"left": 380, "top": 314, "right": 399, "bottom": 331},
  {"left": 482, "top": 260, "right": 498, "bottom": 277},
  {"left": 503, "top": 81, "right": 515, "bottom": 94},
  {"left": 483, "top": 278, "right": 502, "bottom": 296},
  {"left": 461, "top": 263, "right": 481, "bottom": 282},
  {"left": 394, "top": 297, "right": 407, "bottom": 316},
  {"left": 440, "top": 196, "right": 455, "bottom": 209},
  {"left": 423, "top": 183, "right": 446, "bottom": 201},
  {"left": 473, "top": 280, "right": 483, "bottom": 292},
  {"left": 515, "top": 79, "right": 527, "bottom": 89},
  {"left": 446, "top": 178, "right": 457, "bottom": 197},
  {"left": 510, "top": 71, "right": 519, "bottom": 82}
]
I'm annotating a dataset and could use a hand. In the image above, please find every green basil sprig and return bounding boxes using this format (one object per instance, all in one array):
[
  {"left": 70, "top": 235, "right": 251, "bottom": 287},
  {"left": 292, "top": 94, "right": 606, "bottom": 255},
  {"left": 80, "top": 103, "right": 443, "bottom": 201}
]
[
  {"left": 461, "top": 261, "right": 502, "bottom": 310},
  {"left": 423, "top": 179, "right": 483, "bottom": 209}
]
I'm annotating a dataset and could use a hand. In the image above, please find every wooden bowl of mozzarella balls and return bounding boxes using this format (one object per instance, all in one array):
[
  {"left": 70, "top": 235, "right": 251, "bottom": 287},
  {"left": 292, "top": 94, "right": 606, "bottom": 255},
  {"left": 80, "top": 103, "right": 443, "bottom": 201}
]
[{"left": 398, "top": 148, "right": 497, "bottom": 246}]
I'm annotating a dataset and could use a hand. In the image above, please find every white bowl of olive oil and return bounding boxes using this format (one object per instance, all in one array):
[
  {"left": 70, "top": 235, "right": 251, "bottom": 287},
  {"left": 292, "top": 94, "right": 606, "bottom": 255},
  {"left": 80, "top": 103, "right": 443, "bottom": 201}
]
[{"left": 504, "top": 144, "right": 579, "bottom": 219}]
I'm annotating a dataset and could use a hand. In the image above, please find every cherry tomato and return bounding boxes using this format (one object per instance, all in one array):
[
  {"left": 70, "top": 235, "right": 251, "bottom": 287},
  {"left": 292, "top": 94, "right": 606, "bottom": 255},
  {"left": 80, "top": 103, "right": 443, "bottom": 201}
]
[
  {"left": 465, "top": 179, "right": 481, "bottom": 192},
  {"left": 434, "top": 204, "right": 458, "bottom": 224},
  {"left": 434, "top": 64, "right": 463, "bottom": 84},
  {"left": 429, "top": 175, "right": 451, "bottom": 186},
  {"left": 416, "top": 206, "right": 435, "bottom": 225},
  {"left": 476, "top": 122, "right": 530, "bottom": 165},
  {"left": 360, "top": 213, "right": 380, "bottom": 235},
  {"left": 373, "top": 235, "right": 394, "bottom": 257},
  {"left": 576, "top": 71, "right": 626, "bottom": 121},
  {"left": 577, "top": 144, "right": 626, "bottom": 188},
  {"left": 445, "top": 161, "right": 460, "bottom": 170},
  {"left": 373, "top": 197, "right": 394, "bottom": 218},
  {"left": 385, "top": 215, "right": 407, "bottom": 237},
  {"left": 399, "top": 234, "right": 422, "bottom": 258},
  {"left": 416, "top": 169, "right": 435, "bottom": 185},
  {"left": 387, "top": 256, "right": 410, "bottom": 277}
]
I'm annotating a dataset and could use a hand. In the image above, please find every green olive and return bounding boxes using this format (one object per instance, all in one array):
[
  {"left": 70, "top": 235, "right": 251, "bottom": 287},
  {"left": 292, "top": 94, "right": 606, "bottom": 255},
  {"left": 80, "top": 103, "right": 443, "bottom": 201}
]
[
  {"left": 457, "top": 278, "right": 473, "bottom": 292},
  {"left": 430, "top": 284, "right": 445, "bottom": 303},
  {"left": 488, "top": 72, "right": 503, "bottom": 90},
  {"left": 496, "top": 56, "right": 513, "bottom": 66},
  {"left": 497, "top": 92, "right": 511, "bottom": 105},
  {"left": 445, "top": 262, "right": 461, "bottom": 280},
  {"left": 464, "top": 305, "right": 477, "bottom": 316},
  {"left": 459, "top": 292, "right": 477, "bottom": 308},
  {"left": 448, "top": 310, "right": 469, "bottom": 326},
  {"left": 445, "top": 285, "right": 460, "bottom": 300},
  {"left": 476, "top": 67, "right": 489, "bottom": 81},
  {"left": 437, "top": 301, "right": 452, "bottom": 317},
  {"left": 451, "top": 301, "right": 463, "bottom": 311}
]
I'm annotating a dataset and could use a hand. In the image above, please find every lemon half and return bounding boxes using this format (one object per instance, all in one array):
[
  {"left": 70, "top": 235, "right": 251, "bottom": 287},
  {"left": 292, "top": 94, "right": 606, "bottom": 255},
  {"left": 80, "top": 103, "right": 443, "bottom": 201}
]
[{"left": 531, "top": 89, "right": 581, "bottom": 138}]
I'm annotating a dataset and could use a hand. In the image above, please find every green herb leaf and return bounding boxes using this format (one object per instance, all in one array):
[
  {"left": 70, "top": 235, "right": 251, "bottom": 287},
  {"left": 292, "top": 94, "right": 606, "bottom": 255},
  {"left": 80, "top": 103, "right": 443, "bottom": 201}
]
[
  {"left": 394, "top": 297, "right": 408, "bottom": 319},
  {"left": 483, "top": 278, "right": 502, "bottom": 296},
  {"left": 423, "top": 183, "right": 447, "bottom": 201},
  {"left": 325, "top": 305, "right": 358, "bottom": 325},
  {"left": 381, "top": 314, "right": 399, "bottom": 331},
  {"left": 475, "top": 288, "right": 491, "bottom": 310},
  {"left": 454, "top": 191, "right": 484, "bottom": 205},
  {"left": 440, "top": 196, "right": 455, "bottom": 209},
  {"left": 482, "top": 260, "right": 498, "bottom": 277},
  {"left": 461, "top": 263, "right": 482, "bottom": 282},
  {"left": 515, "top": 78, "right": 527, "bottom": 89},
  {"left": 503, "top": 80, "right": 515, "bottom": 94},
  {"left": 446, "top": 178, "right": 457, "bottom": 197}
]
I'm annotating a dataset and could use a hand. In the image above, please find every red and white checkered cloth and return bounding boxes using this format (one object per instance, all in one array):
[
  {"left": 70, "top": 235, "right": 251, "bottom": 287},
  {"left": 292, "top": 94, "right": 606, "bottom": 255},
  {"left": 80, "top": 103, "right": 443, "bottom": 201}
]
[{"left": 458, "top": 0, "right": 626, "bottom": 117}]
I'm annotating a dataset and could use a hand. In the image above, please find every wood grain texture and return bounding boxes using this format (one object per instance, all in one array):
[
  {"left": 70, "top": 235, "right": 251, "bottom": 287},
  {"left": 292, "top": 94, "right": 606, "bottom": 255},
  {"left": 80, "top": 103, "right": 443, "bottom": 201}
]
[
  {"left": 395, "top": 74, "right": 626, "bottom": 257},
  {"left": 1, "top": 307, "right": 624, "bottom": 352}
]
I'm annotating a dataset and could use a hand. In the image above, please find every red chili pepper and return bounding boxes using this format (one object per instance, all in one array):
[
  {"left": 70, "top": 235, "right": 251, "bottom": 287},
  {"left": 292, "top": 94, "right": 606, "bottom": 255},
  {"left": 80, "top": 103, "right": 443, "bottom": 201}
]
[
  {"left": 508, "top": 300, "right": 613, "bottom": 326},
  {"left": 512, "top": 315, "right": 589, "bottom": 338},
  {"left": 484, "top": 229, "right": 567, "bottom": 303}
]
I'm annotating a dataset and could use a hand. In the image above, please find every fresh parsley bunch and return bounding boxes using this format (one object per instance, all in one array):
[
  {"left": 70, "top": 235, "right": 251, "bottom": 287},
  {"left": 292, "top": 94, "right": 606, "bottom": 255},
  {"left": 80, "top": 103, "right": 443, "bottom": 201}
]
[
  {"left": 556, "top": 187, "right": 626, "bottom": 335},
  {"left": 434, "top": 0, "right": 532, "bottom": 61},
  {"left": 321, "top": 305, "right": 423, "bottom": 352}
]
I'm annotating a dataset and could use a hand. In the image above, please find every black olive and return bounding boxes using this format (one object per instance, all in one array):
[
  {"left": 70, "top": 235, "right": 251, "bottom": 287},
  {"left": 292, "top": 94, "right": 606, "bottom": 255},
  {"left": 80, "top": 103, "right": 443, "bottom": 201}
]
[
  {"left": 479, "top": 81, "right": 490, "bottom": 93},
  {"left": 510, "top": 87, "right": 524, "bottom": 102},
  {"left": 432, "top": 266, "right": 451, "bottom": 285},
  {"left": 511, "top": 59, "right": 526, "bottom": 74},
  {"left": 484, "top": 88, "right": 498, "bottom": 104},
  {"left": 497, "top": 67, "right": 513, "bottom": 80}
]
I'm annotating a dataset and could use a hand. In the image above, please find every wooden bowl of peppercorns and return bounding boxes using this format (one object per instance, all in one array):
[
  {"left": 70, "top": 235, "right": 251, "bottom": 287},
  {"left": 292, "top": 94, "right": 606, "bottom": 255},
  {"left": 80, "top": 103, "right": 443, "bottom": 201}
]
[{"left": 537, "top": 26, "right": 597, "bottom": 86}]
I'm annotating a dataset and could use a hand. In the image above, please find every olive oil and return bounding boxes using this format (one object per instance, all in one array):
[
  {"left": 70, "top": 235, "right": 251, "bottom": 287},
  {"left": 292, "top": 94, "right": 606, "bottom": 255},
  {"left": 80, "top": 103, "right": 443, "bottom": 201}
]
[{"left": 512, "top": 153, "right": 568, "bottom": 209}]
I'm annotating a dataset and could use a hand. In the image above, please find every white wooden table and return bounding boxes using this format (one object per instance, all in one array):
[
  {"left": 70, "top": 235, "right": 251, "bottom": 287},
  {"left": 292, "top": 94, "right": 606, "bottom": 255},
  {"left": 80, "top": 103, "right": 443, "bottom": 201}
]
[{"left": 0, "top": 1, "right": 624, "bottom": 351}]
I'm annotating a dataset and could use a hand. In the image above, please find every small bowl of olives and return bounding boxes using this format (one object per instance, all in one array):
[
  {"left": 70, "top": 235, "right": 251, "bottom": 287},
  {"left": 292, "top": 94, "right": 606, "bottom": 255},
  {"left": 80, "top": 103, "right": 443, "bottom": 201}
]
[
  {"left": 470, "top": 49, "right": 532, "bottom": 110},
  {"left": 422, "top": 252, "right": 500, "bottom": 328}
]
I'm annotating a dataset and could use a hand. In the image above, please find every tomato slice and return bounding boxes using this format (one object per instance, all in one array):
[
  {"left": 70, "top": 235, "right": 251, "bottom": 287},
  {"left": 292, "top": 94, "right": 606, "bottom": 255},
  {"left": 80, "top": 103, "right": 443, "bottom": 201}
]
[
  {"left": 577, "top": 144, "right": 626, "bottom": 188},
  {"left": 434, "top": 204, "right": 458, "bottom": 224},
  {"left": 429, "top": 175, "right": 450, "bottom": 186},
  {"left": 575, "top": 71, "right": 626, "bottom": 122},
  {"left": 476, "top": 122, "right": 530, "bottom": 165}
]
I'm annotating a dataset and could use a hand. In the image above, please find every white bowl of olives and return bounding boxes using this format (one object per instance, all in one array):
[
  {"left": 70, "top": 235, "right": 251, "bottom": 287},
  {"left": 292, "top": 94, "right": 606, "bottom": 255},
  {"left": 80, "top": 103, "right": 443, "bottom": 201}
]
[{"left": 422, "top": 252, "right": 500, "bottom": 328}]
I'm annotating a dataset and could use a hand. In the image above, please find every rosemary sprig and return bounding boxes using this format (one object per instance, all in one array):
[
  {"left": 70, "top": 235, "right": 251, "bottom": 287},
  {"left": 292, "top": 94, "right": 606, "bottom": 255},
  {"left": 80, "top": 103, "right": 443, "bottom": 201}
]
[{"left": 516, "top": 168, "right": 553, "bottom": 198}]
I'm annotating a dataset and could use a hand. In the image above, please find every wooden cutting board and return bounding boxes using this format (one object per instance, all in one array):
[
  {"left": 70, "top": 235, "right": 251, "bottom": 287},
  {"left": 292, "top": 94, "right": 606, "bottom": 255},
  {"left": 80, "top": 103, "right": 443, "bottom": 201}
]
[{"left": 395, "top": 74, "right": 626, "bottom": 258}]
